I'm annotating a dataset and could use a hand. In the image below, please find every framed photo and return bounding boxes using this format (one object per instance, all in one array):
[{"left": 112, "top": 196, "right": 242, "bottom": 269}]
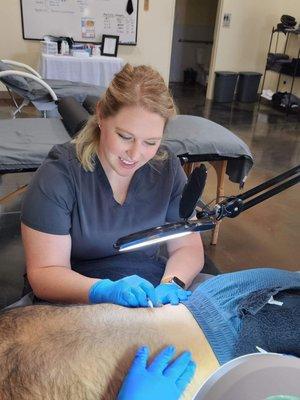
[{"left": 101, "top": 35, "right": 119, "bottom": 57}]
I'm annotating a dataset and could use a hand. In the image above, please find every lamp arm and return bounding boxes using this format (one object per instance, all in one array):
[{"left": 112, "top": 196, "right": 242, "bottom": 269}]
[
  {"left": 115, "top": 165, "right": 299, "bottom": 252},
  {"left": 197, "top": 165, "right": 300, "bottom": 221}
]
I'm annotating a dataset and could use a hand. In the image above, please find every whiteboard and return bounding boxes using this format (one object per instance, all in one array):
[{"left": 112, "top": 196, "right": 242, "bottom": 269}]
[{"left": 20, "top": 0, "right": 138, "bottom": 45}]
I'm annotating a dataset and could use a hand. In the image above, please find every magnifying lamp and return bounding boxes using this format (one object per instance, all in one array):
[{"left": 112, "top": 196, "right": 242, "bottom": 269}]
[
  {"left": 114, "top": 219, "right": 215, "bottom": 252},
  {"left": 114, "top": 164, "right": 299, "bottom": 252}
]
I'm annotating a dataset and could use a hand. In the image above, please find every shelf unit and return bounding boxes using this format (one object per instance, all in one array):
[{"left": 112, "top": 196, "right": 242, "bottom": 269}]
[{"left": 260, "top": 27, "right": 300, "bottom": 114}]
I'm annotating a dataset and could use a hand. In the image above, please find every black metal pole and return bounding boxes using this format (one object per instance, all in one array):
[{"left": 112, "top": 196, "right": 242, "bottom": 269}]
[
  {"left": 239, "top": 165, "right": 299, "bottom": 201},
  {"left": 259, "top": 27, "right": 275, "bottom": 102},
  {"left": 241, "top": 176, "right": 300, "bottom": 212}
]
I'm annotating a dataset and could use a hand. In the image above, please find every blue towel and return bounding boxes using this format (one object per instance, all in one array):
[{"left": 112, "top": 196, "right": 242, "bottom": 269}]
[
  {"left": 183, "top": 268, "right": 300, "bottom": 364},
  {"left": 234, "top": 289, "right": 300, "bottom": 357}
]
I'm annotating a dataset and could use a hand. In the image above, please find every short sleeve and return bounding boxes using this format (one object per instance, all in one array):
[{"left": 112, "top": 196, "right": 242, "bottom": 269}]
[
  {"left": 21, "top": 145, "right": 75, "bottom": 235},
  {"left": 165, "top": 154, "right": 187, "bottom": 222}
]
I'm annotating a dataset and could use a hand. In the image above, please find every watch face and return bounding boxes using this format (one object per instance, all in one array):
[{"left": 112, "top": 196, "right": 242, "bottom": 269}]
[{"left": 173, "top": 276, "right": 185, "bottom": 289}]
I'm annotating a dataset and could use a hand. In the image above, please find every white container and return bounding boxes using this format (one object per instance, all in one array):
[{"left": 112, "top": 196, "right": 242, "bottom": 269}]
[
  {"left": 92, "top": 45, "right": 101, "bottom": 57},
  {"left": 41, "top": 41, "right": 58, "bottom": 55},
  {"left": 60, "top": 40, "right": 69, "bottom": 55}
]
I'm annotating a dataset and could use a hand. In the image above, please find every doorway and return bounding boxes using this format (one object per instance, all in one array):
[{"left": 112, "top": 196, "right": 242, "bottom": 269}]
[{"left": 169, "top": 0, "right": 219, "bottom": 100}]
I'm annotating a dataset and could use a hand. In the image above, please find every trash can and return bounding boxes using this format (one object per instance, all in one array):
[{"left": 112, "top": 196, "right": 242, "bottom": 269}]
[
  {"left": 236, "top": 72, "right": 262, "bottom": 102},
  {"left": 214, "top": 71, "right": 238, "bottom": 102}
]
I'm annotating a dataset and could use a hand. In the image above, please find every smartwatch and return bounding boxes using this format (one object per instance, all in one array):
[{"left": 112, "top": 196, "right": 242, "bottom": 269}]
[{"left": 161, "top": 276, "right": 185, "bottom": 289}]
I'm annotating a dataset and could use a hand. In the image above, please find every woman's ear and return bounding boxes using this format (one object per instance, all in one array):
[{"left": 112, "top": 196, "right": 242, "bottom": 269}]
[{"left": 96, "top": 103, "right": 103, "bottom": 128}]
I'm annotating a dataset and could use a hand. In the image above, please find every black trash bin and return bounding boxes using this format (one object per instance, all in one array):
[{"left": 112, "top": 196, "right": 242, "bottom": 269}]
[
  {"left": 214, "top": 71, "right": 238, "bottom": 102},
  {"left": 236, "top": 72, "right": 262, "bottom": 102}
]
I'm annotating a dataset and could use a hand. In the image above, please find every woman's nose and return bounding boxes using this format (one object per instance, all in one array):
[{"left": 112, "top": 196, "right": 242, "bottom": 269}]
[{"left": 127, "top": 142, "right": 141, "bottom": 160}]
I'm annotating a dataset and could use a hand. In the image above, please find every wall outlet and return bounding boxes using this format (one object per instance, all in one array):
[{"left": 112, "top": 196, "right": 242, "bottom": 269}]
[{"left": 223, "top": 13, "right": 231, "bottom": 28}]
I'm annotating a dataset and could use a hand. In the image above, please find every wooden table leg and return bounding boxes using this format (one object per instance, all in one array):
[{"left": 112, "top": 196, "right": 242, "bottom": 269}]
[
  {"left": 0, "top": 185, "right": 28, "bottom": 205},
  {"left": 210, "top": 160, "right": 227, "bottom": 245},
  {"left": 182, "top": 162, "right": 197, "bottom": 176}
]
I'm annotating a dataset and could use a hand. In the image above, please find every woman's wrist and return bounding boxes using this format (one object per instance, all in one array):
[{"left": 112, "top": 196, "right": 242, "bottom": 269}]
[{"left": 160, "top": 276, "right": 186, "bottom": 289}]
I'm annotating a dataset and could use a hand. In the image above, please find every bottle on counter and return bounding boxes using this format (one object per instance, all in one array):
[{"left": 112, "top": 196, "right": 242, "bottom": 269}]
[{"left": 61, "top": 40, "right": 69, "bottom": 55}]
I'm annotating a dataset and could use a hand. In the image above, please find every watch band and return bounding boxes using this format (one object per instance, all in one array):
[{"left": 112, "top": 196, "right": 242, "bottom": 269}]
[{"left": 161, "top": 276, "right": 185, "bottom": 289}]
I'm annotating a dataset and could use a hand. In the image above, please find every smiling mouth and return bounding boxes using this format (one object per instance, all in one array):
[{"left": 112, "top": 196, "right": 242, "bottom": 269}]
[{"left": 119, "top": 157, "right": 138, "bottom": 167}]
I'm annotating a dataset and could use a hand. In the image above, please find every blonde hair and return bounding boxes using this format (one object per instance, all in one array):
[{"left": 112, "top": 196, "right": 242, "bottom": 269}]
[{"left": 72, "top": 63, "right": 177, "bottom": 171}]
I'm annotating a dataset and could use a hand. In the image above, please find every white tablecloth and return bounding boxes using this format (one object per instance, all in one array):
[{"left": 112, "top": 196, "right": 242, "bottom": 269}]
[{"left": 40, "top": 54, "right": 124, "bottom": 87}]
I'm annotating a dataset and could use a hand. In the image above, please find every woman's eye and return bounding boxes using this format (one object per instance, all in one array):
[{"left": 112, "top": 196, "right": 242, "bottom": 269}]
[
  {"left": 145, "top": 141, "right": 157, "bottom": 146},
  {"left": 118, "top": 133, "right": 132, "bottom": 141}
]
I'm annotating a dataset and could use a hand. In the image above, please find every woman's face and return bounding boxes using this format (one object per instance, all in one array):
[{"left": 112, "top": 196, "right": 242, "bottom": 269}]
[{"left": 98, "top": 105, "right": 165, "bottom": 179}]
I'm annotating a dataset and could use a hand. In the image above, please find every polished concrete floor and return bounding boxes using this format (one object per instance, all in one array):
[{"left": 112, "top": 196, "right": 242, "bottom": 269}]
[{"left": 0, "top": 86, "right": 299, "bottom": 308}]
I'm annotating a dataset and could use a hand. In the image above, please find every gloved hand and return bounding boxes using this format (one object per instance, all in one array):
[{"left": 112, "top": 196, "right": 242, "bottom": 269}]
[
  {"left": 117, "top": 346, "right": 196, "bottom": 400},
  {"left": 155, "top": 283, "right": 192, "bottom": 305},
  {"left": 88, "top": 275, "right": 157, "bottom": 307}
]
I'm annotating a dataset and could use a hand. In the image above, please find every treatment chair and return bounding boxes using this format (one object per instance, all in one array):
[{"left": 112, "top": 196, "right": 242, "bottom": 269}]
[{"left": 0, "top": 60, "right": 105, "bottom": 118}]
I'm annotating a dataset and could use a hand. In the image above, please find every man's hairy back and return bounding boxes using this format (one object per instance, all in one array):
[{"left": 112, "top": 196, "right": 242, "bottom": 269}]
[{"left": 0, "top": 303, "right": 215, "bottom": 399}]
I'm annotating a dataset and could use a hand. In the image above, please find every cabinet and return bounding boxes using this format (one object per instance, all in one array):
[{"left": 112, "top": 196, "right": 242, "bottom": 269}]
[{"left": 260, "top": 27, "right": 300, "bottom": 114}]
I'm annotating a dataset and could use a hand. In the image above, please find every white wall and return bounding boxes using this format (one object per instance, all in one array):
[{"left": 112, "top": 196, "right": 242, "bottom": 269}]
[
  {"left": 2, "top": 0, "right": 299, "bottom": 99},
  {"left": 207, "top": 0, "right": 300, "bottom": 99},
  {"left": 0, "top": 0, "right": 176, "bottom": 90}
]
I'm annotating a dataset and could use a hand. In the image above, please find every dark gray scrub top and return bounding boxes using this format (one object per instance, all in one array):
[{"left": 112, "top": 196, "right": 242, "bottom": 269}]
[{"left": 21, "top": 142, "right": 187, "bottom": 282}]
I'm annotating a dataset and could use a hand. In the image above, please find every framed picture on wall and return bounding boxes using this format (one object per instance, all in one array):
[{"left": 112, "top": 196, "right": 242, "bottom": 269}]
[{"left": 101, "top": 35, "right": 119, "bottom": 57}]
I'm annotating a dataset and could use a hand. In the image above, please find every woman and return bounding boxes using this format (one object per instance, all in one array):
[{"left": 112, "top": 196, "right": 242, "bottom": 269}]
[{"left": 21, "top": 64, "right": 204, "bottom": 306}]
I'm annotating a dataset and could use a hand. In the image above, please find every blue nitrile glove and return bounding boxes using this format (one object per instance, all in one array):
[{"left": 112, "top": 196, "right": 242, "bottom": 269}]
[
  {"left": 88, "top": 275, "right": 157, "bottom": 307},
  {"left": 117, "top": 346, "right": 196, "bottom": 400},
  {"left": 155, "top": 283, "right": 192, "bottom": 305}
]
